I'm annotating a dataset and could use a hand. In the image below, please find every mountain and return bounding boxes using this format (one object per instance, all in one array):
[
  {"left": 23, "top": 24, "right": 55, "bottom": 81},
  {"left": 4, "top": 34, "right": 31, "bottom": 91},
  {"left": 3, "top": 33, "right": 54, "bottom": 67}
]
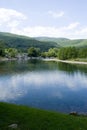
[
  {"left": 35, "top": 37, "right": 87, "bottom": 48},
  {"left": 0, "top": 32, "right": 60, "bottom": 51},
  {"left": 35, "top": 37, "right": 69, "bottom": 45},
  {"left": 0, "top": 32, "right": 87, "bottom": 52}
]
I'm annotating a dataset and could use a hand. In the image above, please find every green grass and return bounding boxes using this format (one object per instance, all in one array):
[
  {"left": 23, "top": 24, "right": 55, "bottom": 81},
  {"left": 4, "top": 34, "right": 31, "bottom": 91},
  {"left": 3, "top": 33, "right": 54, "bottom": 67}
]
[{"left": 0, "top": 102, "right": 87, "bottom": 130}]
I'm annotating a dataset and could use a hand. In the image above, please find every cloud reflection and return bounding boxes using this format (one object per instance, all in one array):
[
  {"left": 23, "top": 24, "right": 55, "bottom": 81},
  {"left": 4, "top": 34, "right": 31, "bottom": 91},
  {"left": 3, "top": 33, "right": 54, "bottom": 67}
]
[{"left": 0, "top": 71, "right": 87, "bottom": 101}]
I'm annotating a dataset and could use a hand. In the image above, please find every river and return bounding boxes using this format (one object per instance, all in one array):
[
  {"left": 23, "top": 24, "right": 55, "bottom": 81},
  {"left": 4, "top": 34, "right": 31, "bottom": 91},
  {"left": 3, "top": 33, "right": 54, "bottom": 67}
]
[{"left": 0, "top": 59, "right": 87, "bottom": 113}]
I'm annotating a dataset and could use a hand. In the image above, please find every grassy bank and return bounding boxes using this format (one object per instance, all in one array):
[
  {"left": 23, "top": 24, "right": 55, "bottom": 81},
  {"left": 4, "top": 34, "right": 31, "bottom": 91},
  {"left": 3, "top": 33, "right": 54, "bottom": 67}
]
[{"left": 0, "top": 102, "right": 87, "bottom": 130}]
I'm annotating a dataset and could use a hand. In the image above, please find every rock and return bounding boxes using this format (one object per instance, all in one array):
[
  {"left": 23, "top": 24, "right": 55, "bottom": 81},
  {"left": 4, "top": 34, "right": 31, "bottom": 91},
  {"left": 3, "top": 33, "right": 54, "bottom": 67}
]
[
  {"left": 69, "top": 111, "right": 78, "bottom": 116},
  {"left": 8, "top": 124, "right": 18, "bottom": 129}
]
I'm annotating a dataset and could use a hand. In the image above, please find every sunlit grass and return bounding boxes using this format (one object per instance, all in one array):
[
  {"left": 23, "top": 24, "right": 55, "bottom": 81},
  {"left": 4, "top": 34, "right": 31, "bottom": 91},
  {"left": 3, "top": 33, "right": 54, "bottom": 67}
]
[{"left": 0, "top": 102, "right": 87, "bottom": 130}]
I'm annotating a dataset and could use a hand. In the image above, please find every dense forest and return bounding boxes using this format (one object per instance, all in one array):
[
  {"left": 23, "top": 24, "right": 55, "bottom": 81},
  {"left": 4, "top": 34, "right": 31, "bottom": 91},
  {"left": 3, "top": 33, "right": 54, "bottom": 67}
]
[
  {"left": 0, "top": 46, "right": 87, "bottom": 60},
  {"left": 0, "top": 32, "right": 59, "bottom": 52},
  {"left": 0, "top": 32, "right": 87, "bottom": 60},
  {"left": 35, "top": 37, "right": 87, "bottom": 48}
]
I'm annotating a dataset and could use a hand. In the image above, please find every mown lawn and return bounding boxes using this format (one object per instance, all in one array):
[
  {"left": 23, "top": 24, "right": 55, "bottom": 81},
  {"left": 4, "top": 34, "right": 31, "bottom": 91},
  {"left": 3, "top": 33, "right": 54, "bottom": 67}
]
[{"left": 0, "top": 102, "right": 87, "bottom": 130}]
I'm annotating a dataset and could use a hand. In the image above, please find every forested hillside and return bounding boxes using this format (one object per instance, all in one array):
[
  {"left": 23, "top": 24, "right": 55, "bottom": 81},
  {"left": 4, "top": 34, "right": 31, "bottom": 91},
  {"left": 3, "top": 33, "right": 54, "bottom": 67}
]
[
  {"left": 0, "top": 32, "right": 87, "bottom": 52},
  {"left": 35, "top": 37, "right": 87, "bottom": 48},
  {"left": 0, "top": 32, "right": 59, "bottom": 52}
]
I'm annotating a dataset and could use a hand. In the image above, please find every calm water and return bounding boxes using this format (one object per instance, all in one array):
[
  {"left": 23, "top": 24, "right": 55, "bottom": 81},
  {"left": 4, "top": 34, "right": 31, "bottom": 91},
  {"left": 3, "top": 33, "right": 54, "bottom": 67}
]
[{"left": 0, "top": 59, "right": 87, "bottom": 113}]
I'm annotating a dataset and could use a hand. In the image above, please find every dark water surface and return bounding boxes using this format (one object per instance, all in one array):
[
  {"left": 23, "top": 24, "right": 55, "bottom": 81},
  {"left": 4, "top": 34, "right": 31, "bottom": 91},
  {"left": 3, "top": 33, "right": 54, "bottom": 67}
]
[{"left": 0, "top": 59, "right": 87, "bottom": 113}]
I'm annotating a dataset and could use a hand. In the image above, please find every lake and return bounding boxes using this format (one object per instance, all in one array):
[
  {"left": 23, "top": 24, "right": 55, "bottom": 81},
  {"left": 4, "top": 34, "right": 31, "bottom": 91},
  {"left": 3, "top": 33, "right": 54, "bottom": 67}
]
[{"left": 0, "top": 59, "right": 87, "bottom": 113}]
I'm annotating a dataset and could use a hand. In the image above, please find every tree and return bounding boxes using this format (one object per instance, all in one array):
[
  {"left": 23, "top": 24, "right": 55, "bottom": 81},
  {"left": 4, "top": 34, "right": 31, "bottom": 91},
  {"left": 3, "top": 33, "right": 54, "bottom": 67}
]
[
  {"left": 28, "top": 47, "right": 40, "bottom": 57},
  {"left": 42, "top": 48, "right": 59, "bottom": 58},
  {"left": 78, "top": 48, "right": 87, "bottom": 58},
  {"left": 5, "top": 48, "right": 18, "bottom": 58},
  {"left": 0, "top": 40, "right": 6, "bottom": 57},
  {"left": 0, "top": 49, "right": 5, "bottom": 56},
  {"left": 58, "top": 47, "right": 78, "bottom": 60},
  {"left": 58, "top": 48, "right": 66, "bottom": 60}
]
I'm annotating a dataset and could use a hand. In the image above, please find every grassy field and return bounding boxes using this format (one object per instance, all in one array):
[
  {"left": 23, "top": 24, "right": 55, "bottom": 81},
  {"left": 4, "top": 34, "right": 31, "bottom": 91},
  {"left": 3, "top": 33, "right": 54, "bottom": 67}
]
[{"left": 0, "top": 102, "right": 87, "bottom": 130}]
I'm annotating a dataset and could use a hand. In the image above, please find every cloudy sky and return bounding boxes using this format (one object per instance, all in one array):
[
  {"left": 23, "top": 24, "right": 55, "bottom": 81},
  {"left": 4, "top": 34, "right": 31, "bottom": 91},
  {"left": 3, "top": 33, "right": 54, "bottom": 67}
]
[{"left": 0, "top": 0, "right": 87, "bottom": 39}]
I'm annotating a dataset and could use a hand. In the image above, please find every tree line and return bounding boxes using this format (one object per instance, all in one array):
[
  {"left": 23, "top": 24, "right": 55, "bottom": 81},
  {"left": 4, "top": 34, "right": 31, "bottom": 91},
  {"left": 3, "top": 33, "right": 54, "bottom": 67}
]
[
  {"left": 58, "top": 47, "right": 87, "bottom": 60},
  {"left": 0, "top": 46, "right": 87, "bottom": 60}
]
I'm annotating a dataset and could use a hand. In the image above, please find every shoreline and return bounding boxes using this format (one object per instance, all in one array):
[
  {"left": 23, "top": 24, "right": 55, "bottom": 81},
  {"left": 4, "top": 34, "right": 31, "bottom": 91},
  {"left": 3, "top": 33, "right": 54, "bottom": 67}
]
[
  {"left": 0, "top": 57, "right": 87, "bottom": 65},
  {"left": 43, "top": 58, "right": 87, "bottom": 65}
]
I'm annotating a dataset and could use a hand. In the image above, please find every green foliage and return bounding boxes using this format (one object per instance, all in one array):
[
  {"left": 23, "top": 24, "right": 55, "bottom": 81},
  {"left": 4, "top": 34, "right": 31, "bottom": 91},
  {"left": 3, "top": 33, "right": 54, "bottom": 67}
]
[
  {"left": 0, "top": 40, "right": 6, "bottom": 56},
  {"left": 58, "top": 47, "right": 87, "bottom": 60},
  {"left": 35, "top": 37, "right": 87, "bottom": 48},
  {"left": 47, "top": 48, "right": 59, "bottom": 57},
  {"left": 0, "top": 49, "right": 5, "bottom": 56},
  {"left": 0, "top": 32, "right": 87, "bottom": 59},
  {"left": 28, "top": 47, "right": 40, "bottom": 57},
  {"left": 0, "top": 32, "right": 87, "bottom": 51},
  {"left": 0, "top": 40, "right": 6, "bottom": 48},
  {"left": 35, "top": 37, "right": 69, "bottom": 46},
  {"left": 5, "top": 48, "right": 18, "bottom": 58},
  {"left": 78, "top": 48, "right": 87, "bottom": 58},
  {"left": 0, "top": 102, "right": 87, "bottom": 130},
  {"left": 42, "top": 48, "right": 59, "bottom": 58},
  {"left": 0, "top": 32, "right": 58, "bottom": 52},
  {"left": 58, "top": 47, "right": 78, "bottom": 60}
]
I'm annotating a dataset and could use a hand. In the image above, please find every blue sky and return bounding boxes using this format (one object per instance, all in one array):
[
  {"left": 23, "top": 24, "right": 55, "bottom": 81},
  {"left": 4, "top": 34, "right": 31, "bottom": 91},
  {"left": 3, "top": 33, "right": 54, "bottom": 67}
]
[{"left": 0, "top": 0, "right": 87, "bottom": 39}]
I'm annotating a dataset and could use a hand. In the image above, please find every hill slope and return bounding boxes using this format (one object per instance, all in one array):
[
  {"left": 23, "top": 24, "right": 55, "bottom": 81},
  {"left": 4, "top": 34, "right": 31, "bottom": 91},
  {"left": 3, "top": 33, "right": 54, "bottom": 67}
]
[
  {"left": 0, "top": 32, "right": 87, "bottom": 51},
  {"left": 35, "top": 37, "right": 87, "bottom": 48},
  {"left": 0, "top": 32, "right": 59, "bottom": 51}
]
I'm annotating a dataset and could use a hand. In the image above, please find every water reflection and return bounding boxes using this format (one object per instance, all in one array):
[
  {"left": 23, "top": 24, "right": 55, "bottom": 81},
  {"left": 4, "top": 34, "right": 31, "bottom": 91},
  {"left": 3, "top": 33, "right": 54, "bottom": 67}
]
[{"left": 0, "top": 60, "right": 87, "bottom": 113}]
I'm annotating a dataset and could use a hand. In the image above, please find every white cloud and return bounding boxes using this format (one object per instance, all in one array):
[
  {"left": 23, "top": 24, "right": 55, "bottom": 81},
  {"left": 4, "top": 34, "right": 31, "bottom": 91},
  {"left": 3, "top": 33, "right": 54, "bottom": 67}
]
[
  {"left": 0, "top": 8, "right": 87, "bottom": 39},
  {"left": 66, "top": 22, "right": 80, "bottom": 30},
  {"left": 48, "top": 11, "right": 64, "bottom": 18},
  {"left": 11, "top": 26, "right": 63, "bottom": 37},
  {"left": 78, "top": 27, "right": 87, "bottom": 33},
  {"left": 11, "top": 22, "right": 81, "bottom": 39},
  {"left": 7, "top": 20, "right": 20, "bottom": 28},
  {"left": 0, "top": 8, "right": 27, "bottom": 28}
]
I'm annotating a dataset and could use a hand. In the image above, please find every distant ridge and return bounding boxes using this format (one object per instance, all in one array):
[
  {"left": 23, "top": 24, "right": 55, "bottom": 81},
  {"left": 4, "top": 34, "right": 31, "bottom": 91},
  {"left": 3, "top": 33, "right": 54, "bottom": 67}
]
[
  {"left": 0, "top": 32, "right": 59, "bottom": 51},
  {"left": 0, "top": 32, "right": 87, "bottom": 51},
  {"left": 35, "top": 37, "right": 87, "bottom": 48}
]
